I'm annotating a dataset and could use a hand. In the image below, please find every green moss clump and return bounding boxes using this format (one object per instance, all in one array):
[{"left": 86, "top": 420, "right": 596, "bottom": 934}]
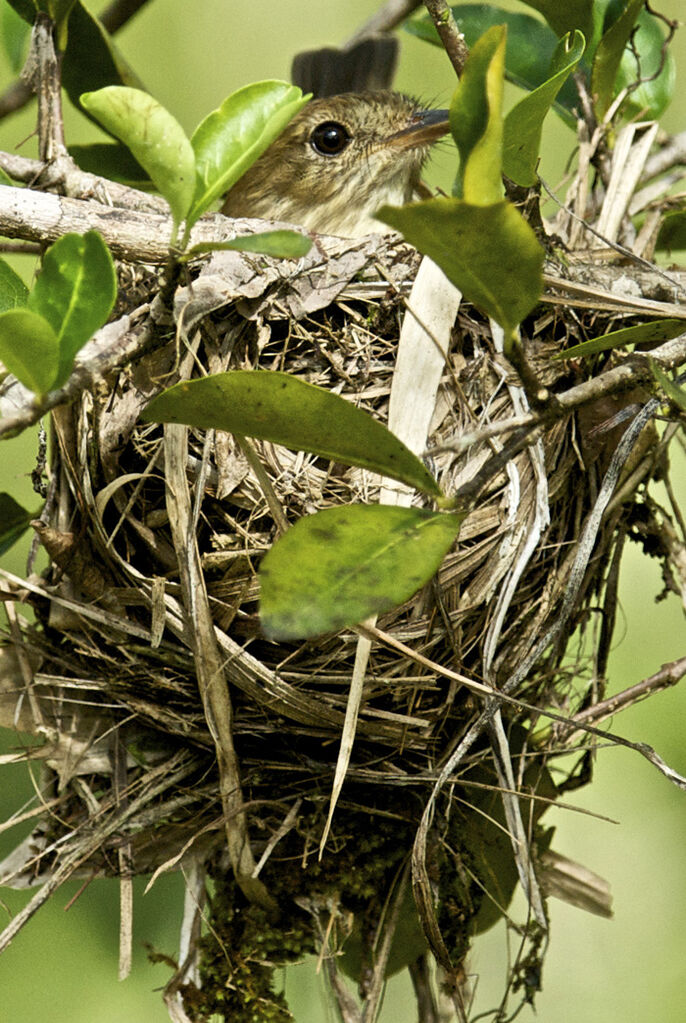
[{"left": 183, "top": 803, "right": 417, "bottom": 1021}]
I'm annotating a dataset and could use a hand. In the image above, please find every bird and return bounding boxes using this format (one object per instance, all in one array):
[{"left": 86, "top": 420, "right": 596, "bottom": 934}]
[{"left": 220, "top": 91, "right": 450, "bottom": 238}]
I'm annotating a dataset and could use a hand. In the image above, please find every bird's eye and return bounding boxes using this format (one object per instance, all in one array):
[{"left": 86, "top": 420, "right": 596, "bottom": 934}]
[{"left": 310, "top": 121, "right": 351, "bottom": 156}]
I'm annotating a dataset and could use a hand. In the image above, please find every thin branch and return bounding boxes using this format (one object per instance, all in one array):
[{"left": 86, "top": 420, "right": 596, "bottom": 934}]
[
  {"left": 100, "top": 0, "right": 153, "bottom": 33},
  {"left": 0, "top": 80, "right": 32, "bottom": 120},
  {"left": 423, "top": 0, "right": 469, "bottom": 78},
  {"left": 0, "top": 147, "right": 169, "bottom": 214},
  {"left": 345, "top": 0, "right": 423, "bottom": 46},
  {"left": 568, "top": 655, "right": 686, "bottom": 731},
  {"left": 642, "top": 130, "right": 686, "bottom": 180},
  {"left": 0, "top": 0, "right": 154, "bottom": 123},
  {"left": 0, "top": 313, "right": 156, "bottom": 440},
  {"left": 29, "top": 13, "right": 68, "bottom": 162},
  {"left": 426, "top": 333, "right": 686, "bottom": 460}
]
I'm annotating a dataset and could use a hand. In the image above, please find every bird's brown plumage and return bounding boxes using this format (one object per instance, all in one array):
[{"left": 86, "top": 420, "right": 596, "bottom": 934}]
[{"left": 221, "top": 91, "right": 449, "bottom": 237}]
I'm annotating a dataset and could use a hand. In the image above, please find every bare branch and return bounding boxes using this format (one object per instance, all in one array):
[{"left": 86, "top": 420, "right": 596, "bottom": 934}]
[
  {"left": 100, "top": 0, "right": 153, "bottom": 34},
  {"left": 0, "top": 0, "right": 155, "bottom": 123},
  {"left": 345, "top": 0, "right": 423, "bottom": 46},
  {"left": 423, "top": 0, "right": 469, "bottom": 78},
  {"left": 568, "top": 655, "right": 686, "bottom": 731}
]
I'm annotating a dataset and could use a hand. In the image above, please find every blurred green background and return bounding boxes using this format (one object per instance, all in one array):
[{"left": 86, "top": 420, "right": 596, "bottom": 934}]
[{"left": 0, "top": 2, "right": 684, "bottom": 1021}]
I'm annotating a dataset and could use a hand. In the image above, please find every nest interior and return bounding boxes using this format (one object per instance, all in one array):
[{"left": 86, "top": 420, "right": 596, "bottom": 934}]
[{"left": 0, "top": 235, "right": 677, "bottom": 1020}]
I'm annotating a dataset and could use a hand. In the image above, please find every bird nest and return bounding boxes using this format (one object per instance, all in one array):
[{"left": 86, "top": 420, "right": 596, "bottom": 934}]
[{"left": 0, "top": 225, "right": 681, "bottom": 1021}]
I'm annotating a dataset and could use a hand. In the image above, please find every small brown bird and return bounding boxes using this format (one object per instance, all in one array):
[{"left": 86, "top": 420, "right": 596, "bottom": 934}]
[{"left": 221, "top": 91, "right": 449, "bottom": 237}]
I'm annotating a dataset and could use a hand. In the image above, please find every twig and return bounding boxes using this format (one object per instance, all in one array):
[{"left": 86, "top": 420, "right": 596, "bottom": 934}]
[
  {"left": 357, "top": 622, "right": 686, "bottom": 775},
  {"left": 0, "top": 240, "right": 41, "bottom": 255},
  {"left": 408, "top": 955, "right": 440, "bottom": 1023},
  {"left": 423, "top": 0, "right": 469, "bottom": 78},
  {"left": 0, "top": 0, "right": 153, "bottom": 123},
  {"left": 0, "top": 313, "right": 155, "bottom": 440},
  {"left": 540, "top": 175, "right": 686, "bottom": 292},
  {"left": 345, "top": 0, "right": 423, "bottom": 46},
  {"left": 567, "top": 655, "right": 686, "bottom": 731},
  {"left": 642, "top": 130, "right": 686, "bottom": 181},
  {"left": 100, "top": 0, "right": 152, "bottom": 33},
  {"left": 426, "top": 333, "right": 686, "bottom": 462},
  {"left": 0, "top": 753, "right": 196, "bottom": 955},
  {"left": 0, "top": 149, "right": 168, "bottom": 213},
  {"left": 163, "top": 422, "right": 276, "bottom": 913},
  {"left": 411, "top": 395, "right": 686, "bottom": 966}
]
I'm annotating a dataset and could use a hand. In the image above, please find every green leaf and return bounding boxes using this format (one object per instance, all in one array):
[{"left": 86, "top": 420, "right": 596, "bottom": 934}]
[
  {"left": 519, "top": 0, "right": 599, "bottom": 49},
  {"left": 656, "top": 211, "right": 686, "bottom": 254},
  {"left": 0, "top": 308, "right": 60, "bottom": 395},
  {"left": 62, "top": 2, "right": 144, "bottom": 107},
  {"left": 503, "top": 30, "right": 585, "bottom": 186},
  {"left": 45, "top": 0, "right": 77, "bottom": 21},
  {"left": 591, "top": 0, "right": 644, "bottom": 119},
  {"left": 28, "top": 231, "right": 117, "bottom": 389},
  {"left": 405, "top": 6, "right": 578, "bottom": 120},
  {"left": 559, "top": 318, "right": 686, "bottom": 359},
  {"left": 80, "top": 86, "right": 195, "bottom": 227},
  {"left": 0, "top": 2, "right": 30, "bottom": 73},
  {"left": 188, "top": 81, "right": 307, "bottom": 225},
  {"left": 450, "top": 24, "right": 506, "bottom": 204},
  {"left": 378, "top": 198, "right": 543, "bottom": 334},
  {"left": 0, "top": 493, "right": 35, "bottom": 556},
  {"left": 614, "top": 8, "right": 676, "bottom": 118},
  {"left": 0, "top": 259, "right": 29, "bottom": 312},
  {"left": 186, "top": 230, "right": 312, "bottom": 260},
  {"left": 652, "top": 363, "right": 686, "bottom": 413},
  {"left": 69, "top": 143, "right": 149, "bottom": 185},
  {"left": 0, "top": 167, "right": 12, "bottom": 186},
  {"left": 142, "top": 371, "right": 441, "bottom": 497},
  {"left": 3, "top": 1, "right": 37, "bottom": 22},
  {"left": 259, "top": 505, "right": 463, "bottom": 640}
]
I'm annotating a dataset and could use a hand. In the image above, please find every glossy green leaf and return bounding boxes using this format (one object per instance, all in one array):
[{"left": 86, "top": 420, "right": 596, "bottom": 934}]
[
  {"left": 188, "top": 81, "right": 307, "bottom": 225},
  {"left": 0, "top": 309, "right": 59, "bottom": 395},
  {"left": 652, "top": 363, "right": 686, "bottom": 413},
  {"left": 405, "top": 6, "right": 579, "bottom": 119},
  {"left": 142, "top": 371, "right": 441, "bottom": 497},
  {"left": 0, "top": 259, "right": 29, "bottom": 312},
  {"left": 0, "top": 493, "right": 35, "bottom": 556},
  {"left": 259, "top": 504, "right": 463, "bottom": 640},
  {"left": 559, "top": 318, "right": 686, "bottom": 359},
  {"left": 378, "top": 198, "right": 543, "bottom": 333},
  {"left": 591, "top": 0, "right": 644, "bottom": 119},
  {"left": 69, "top": 143, "right": 149, "bottom": 185},
  {"left": 520, "top": 0, "right": 598, "bottom": 49},
  {"left": 3, "top": 1, "right": 36, "bottom": 22},
  {"left": 0, "top": 2, "right": 30, "bottom": 72},
  {"left": 614, "top": 8, "right": 676, "bottom": 118},
  {"left": 28, "top": 231, "right": 116, "bottom": 388},
  {"left": 503, "top": 30, "right": 584, "bottom": 186},
  {"left": 80, "top": 86, "right": 195, "bottom": 227},
  {"left": 62, "top": 2, "right": 144, "bottom": 108},
  {"left": 450, "top": 24, "right": 505, "bottom": 204},
  {"left": 187, "top": 230, "right": 312, "bottom": 260},
  {"left": 656, "top": 211, "right": 686, "bottom": 254}
]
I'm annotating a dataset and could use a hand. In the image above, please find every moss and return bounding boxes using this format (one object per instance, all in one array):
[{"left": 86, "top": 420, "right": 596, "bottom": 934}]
[{"left": 184, "top": 803, "right": 417, "bottom": 1021}]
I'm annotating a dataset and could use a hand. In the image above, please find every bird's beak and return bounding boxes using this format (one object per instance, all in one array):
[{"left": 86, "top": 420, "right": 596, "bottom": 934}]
[{"left": 386, "top": 108, "right": 450, "bottom": 149}]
